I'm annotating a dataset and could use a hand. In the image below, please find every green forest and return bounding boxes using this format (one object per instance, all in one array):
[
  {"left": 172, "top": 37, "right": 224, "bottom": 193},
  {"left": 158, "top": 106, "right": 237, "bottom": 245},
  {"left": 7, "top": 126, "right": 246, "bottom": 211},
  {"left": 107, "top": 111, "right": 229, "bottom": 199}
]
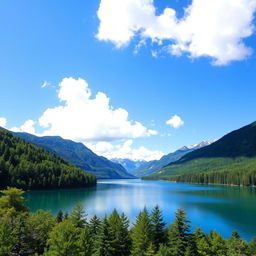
[
  {"left": 144, "top": 157, "right": 256, "bottom": 186},
  {"left": 144, "top": 122, "right": 256, "bottom": 186},
  {"left": 1, "top": 187, "right": 256, "bottom": 256},
  {"left": 0, "top": 129, "right": 96, "bottom": 190}
]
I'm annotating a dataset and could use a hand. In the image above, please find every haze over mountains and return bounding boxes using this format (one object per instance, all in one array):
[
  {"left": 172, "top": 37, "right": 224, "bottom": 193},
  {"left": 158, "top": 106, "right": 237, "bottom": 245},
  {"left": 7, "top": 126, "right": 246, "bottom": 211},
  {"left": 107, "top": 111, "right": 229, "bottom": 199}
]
[
  {"left": 14, "top": 132, "right": 135, "bottom": 179},
  {"left": 130, "top": 141, "right": 214, "bottom": 177},
  {"left": 111, "top": 158, "right": 146, "bottom": 175}
]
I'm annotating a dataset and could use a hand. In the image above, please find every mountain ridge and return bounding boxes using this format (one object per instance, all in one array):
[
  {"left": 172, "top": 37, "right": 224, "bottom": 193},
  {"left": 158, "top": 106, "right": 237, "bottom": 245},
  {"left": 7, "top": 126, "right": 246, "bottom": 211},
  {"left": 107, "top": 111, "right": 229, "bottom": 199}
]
[
  {"left": 13, "top": 132, "right": 135, "bottom": 179},
  {"left": 144, "top": 121, "right": 256, "bottom": 186}
]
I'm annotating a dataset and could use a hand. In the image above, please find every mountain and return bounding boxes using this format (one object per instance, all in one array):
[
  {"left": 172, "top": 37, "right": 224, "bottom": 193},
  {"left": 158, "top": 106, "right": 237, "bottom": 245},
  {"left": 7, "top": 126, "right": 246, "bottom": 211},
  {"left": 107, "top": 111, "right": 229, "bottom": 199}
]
[
  {"left": 111, "top": 158, "right": 147, "bottom": 175},
  {"left": 14, "top": 132, "right": 135, "bottom": 179},
  {"left": 134, "top": 141, "right": 213, "bottom": 178},
  {"left": 144, "top": 121, "right": 256, "bottom": 186},
  {"left": 0, "top": 128, "right": 96, "bottom": 190}
]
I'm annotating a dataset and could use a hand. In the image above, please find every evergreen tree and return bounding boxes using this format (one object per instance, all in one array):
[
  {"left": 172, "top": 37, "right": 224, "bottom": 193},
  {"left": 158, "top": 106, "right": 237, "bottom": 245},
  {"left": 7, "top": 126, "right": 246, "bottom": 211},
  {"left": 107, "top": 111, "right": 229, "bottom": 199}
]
[
  {"left": 11, "top": 213, "right": 34, "bottom": 256},
  {"left": 0, "top": 187, "right": 28, "bottom": 216},
  {"left": 155, "top": 244, "right": 171, "bottom": 256},
  {"left": 167, "top": 208, "right": 191, "bottom": 256},
  {"left": 151, "top": 205, "right": 166, "bottom": 251},
  {"left": 56, "top": 210, "right": 63, "bottom": 223},
  {"left": 145, "top": 242, "right": 155, "bottom": 256},
  {"left": 45, "top": 220, "right": 81, "bottom": 256},
  {"left": 193, "top": 227, "right": 210, "bottom": 256},
  {"left": 249, "top": 237, "right": 256, "bottom": 256},
  {"left": 208, "top": 230, "right": 227, "bottom": 256},
  {"left": 88, "top": 215, "right": 101, "bottom": 239},
  {"left": 227, "top": 231, "right": 249, "bottom": 256},
  {"left": 93, "top": 216, "right": 115, "bottom": 256},
  {"left": 69, "top": 203, "right": 87, "bottom": 228},
  {"left": 78, "top": 226, "right": 93, "bottom": 256},
  {"left": 0, "top": 218, "right": 17, "bottom": 256},
  {"left": 131, "top": 208, "right": 153, "bottom": 256},
  {"left": 26, "top": 210, "right": 56, "bottom": 254},
  {"left": 108, "top": 209, "right": 131, "bottom": 256}
]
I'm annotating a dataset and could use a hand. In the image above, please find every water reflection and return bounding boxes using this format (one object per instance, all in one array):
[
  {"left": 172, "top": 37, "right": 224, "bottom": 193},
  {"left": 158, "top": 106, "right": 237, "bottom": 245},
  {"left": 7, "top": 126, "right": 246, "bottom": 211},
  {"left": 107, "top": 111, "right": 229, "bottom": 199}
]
[{"left": 25, "top": 179, "right": 256, "bottom": 240}]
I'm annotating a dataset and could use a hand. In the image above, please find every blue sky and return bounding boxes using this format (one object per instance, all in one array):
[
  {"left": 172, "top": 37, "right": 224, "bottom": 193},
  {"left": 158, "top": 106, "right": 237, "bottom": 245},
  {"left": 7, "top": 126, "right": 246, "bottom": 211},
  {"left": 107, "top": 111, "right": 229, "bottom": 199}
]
[{"left": 0, "top": 0, "right": 256, "bottom": 160}]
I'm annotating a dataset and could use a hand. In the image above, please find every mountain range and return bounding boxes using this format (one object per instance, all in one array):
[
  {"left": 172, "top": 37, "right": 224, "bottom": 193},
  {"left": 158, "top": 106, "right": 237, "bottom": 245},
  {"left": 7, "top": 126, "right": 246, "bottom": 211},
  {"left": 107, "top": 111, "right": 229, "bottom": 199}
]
[
  {"left": 0, "top": 128, "right": 96, "bottom": 190},
  {"left": 111, "top": 158, "right": 147, "bottom": 175},
  {"left": 14, "top": 132, "right": 135, "bottom": 179},
  {"left": 144, "top": 121, "right": 256, "bottom": 186},
  {"left": 131, "top": 141, "right": 214, "bottom": 178}
]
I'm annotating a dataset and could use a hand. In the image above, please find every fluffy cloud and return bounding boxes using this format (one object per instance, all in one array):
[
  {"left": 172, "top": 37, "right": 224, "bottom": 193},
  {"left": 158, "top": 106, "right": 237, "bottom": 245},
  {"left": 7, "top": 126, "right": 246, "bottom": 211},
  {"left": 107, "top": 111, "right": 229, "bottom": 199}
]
[
  {"left": 0, "top": 117, "right": 7, "bottom": 128},
  {"left": 11, "top": 120, "right": 36, "bottom": 134},
  {"left": 38, "top": 77, "right": 157, "bottom": 142},
  {"left": 166, "top": 115, "right": 184, "bottom": 129},
  {"left": 87, "top": 139, "right": 164, "bottom": 161},
  {"left": 96, "top": 0, "right": 256, "bottom": 65}
]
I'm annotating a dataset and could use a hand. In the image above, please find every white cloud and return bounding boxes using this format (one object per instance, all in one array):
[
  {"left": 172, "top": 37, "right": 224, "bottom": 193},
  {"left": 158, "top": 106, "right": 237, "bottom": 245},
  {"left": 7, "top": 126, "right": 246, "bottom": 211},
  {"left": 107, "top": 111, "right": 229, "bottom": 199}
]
[
  {"left": 38, "top": 77, "right": 157, "bottom": 142},
  {"left": 11, "top": 120, "right": 36, "bottom": 134},
  {"left": 87, "top": 139, "right": 164, "bottom": 161},
  {"left": 0, "top": 117, "right": 7, "bottom": 128},
  {"left": 96, "top": 0, "right": 256, "bottom": 65},
  {"left": 166, "top": 115, "right": 184, "bottom": 129},
  {"left": 41, "top": 81, "right": 50, "bottom": 88}
]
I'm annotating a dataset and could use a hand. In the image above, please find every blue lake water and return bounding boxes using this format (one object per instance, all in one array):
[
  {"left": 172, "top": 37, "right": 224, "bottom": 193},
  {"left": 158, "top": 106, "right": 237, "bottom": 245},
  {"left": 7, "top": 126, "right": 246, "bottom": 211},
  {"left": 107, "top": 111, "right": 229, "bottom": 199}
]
[{"left": 25, "top": 179, "right": 256, "bottom": 241}]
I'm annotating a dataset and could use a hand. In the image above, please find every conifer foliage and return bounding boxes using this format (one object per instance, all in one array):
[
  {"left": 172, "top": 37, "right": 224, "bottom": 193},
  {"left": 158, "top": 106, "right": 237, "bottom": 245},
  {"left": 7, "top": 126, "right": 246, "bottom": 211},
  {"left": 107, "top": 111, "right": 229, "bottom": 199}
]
[
  {"left": 0, "top": 187, "right": 256, "bottom": 256},
  {"left": 0, "top": 129, "right": 96, "bottom": 190}
]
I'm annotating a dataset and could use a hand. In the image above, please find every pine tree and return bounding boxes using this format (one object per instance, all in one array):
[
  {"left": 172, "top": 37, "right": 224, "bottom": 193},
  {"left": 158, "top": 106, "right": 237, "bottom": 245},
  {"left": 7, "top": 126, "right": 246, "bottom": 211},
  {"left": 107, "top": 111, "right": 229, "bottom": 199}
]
[
  {"left": 168, "top": 208, "right": 191, "bottom": 256},
  {"left": 208, "top": 230, "right": 227, "bottom": 256},
  {"left": 249, "top": 237, "right": 256, "bottom": 256},
  {"left": 145, "top": 242, "right": 155, "bottom": 256},
  {"left": 69, "top": 203, "right": 87, "bottom": 228},
  {"left": 155, "top": 244, "right": 171, "bottom": 256},
  {"left": 56, "top": 209, "right": 63, "bottom": 223},
  {"left": 193, "top": 227, "right": 210, "bottom": 256},
  {"left": 227, "top": 231, "right": 249, "bottom": 256},
  {"left": 151, "top": 205, "right": 166, "bottom": 251},
  {"left": 88, "top": 215, "right": 101, "bottom": 240},
  {"left": 131, "top": 208, "right": 153, "bottom": 256},
  {"left": 78, "top": 226, "right": 93, "bottom": 256},
  {"left": 108, "top": 210, "right": 131, "bottom": 256},
  {"left": 93, "top": 216, "right": 115, "bottom": 256},
  {"left": 45, "top": 220, "right": 81, "bottom": 256}
]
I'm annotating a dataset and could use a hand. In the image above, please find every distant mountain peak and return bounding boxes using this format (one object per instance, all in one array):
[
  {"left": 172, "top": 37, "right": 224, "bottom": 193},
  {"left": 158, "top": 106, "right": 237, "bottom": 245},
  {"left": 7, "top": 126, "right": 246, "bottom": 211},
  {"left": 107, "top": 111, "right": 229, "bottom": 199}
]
[{"left": 179, "top": 140, "right": 215, "bottom": 151}]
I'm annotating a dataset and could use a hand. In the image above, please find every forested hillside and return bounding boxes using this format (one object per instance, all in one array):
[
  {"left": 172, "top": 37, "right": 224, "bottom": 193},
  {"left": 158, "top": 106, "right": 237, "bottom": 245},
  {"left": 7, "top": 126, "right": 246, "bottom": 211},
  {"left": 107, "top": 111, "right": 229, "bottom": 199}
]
[
  {"left": 144, "top": 122, "right": 256, "bottom": 186},
  {"left": 0, "top": 129, "right": 96, "bottom": 190},
  {"left": 1, "top": 187, "right": 256, "bottom": 256},
  {"left": 15, "top": 132, "right": 134, "bottom": 179}
]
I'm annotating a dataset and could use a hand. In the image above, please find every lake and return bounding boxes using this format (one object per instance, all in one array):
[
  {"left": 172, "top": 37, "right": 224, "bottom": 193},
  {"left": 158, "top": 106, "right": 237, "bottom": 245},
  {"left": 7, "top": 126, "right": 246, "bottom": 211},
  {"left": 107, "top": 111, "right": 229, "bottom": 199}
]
[{"left": 25, "top": 179, "right": 256, "bottom": 241}]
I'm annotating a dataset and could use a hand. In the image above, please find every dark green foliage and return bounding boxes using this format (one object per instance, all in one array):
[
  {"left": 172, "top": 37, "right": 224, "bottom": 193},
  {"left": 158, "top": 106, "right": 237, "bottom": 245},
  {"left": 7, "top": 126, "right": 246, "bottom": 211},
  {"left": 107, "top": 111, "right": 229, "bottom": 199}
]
[
  {"left": 69, "top": 202, "right": 87, "bottom": 228},
  {"left": 145, "top": 122, "right": 256, "bottom": 186},
  {"left": 108, "top": 210, "right": 131, "bottom": 256},
  {"left": 0, "top": 129, "right": 96, "bottom": 190},
  {"left": 151, "top": 205, "right": 166, "bottom": 251},
  {"left": 26, "top": 210, "right": 56, "bottom": 254},
  {"left": 15, "top": 131, "right": 135, "bottom": 179},
  {"left": 168, "top": 208, "right": 192, "bottom": 256},
  {"left": 93, "top": 216, "right": 115, "bottom": 256},
  {"left": 0, "top": 187, "right": 255, "bottom": 256},
  {"left": 78, "top": 226, "right": 93, "bottom": 256},
  {"left": 131, "top": 208, "right": 153, "bottom": 256},
  {"left": 44, "top": 220, "right": 81, "bottom": 256},
  {"left": 88, "top": 214, "right": 101, "bottom": 240},
  {"left": 56, "top": 209, "right": 63, "bottom": 223}
]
